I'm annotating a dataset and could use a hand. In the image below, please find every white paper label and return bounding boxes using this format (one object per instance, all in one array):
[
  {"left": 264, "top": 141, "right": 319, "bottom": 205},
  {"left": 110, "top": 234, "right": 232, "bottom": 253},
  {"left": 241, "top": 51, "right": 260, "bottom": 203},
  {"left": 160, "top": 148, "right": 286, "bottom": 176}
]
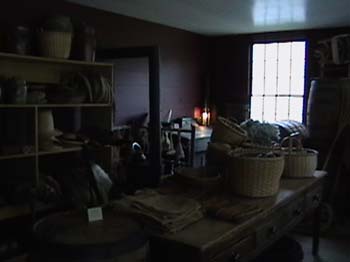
[{"left": 87, "top": 207, "right": 103, "bottom": 222}]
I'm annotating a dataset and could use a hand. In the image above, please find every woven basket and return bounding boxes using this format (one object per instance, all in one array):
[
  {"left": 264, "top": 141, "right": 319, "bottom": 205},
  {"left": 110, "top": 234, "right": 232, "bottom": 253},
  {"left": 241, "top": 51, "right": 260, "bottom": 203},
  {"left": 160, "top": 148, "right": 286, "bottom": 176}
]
[
  {"left": 226, "top": 151, "right": 285, "bottom": 197},
  {"left": 211, "top": 117, "right": 248, "bottom": 147},
  {"left": 174, "top": 167, "right": 222, "bottom": 191},
  {"left": 38, "top": 31, "right": 72, "bottom": 59},
  {"left": 282, "top": 149, "right": 318, "bottom": 178},
  {"left": 281, "top": 136, "right": 318, "bottom": 178}
]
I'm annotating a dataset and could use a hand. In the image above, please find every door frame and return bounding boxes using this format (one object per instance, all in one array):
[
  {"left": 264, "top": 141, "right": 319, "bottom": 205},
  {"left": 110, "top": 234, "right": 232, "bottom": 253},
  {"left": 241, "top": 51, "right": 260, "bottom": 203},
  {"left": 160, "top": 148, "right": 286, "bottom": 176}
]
[{"left": 97, "top": 46, "right": 161, "bottom": 187}]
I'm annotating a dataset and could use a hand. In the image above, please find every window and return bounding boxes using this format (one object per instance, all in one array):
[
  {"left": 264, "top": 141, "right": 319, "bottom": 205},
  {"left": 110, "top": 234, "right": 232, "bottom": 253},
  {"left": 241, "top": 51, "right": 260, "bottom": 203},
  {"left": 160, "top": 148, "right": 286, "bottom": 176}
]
[{"left": 250, "top": 41, "right": 306, "bottom": 122}]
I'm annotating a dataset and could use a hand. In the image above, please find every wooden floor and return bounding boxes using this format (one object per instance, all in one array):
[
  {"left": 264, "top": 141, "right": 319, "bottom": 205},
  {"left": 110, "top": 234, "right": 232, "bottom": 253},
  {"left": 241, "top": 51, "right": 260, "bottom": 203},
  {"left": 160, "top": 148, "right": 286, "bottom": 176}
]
[{"left": 294, "top": 221, "right": 350, "bottom": 262}]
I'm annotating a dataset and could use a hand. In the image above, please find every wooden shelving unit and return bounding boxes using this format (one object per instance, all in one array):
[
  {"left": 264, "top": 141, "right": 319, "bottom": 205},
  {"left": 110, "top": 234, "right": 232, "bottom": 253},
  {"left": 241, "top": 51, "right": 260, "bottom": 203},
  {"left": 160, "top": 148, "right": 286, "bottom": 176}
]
[
  {"left": 320, "top": 63, "right": 350, "bottom": 78},
  {"left": 0, "top": 52, "right": 112, "bottom": 67},
  {"left": 0, "top": 52, "right": 114, "bottom": 222},
  {"left": 0, "top": 146, "right": 86, "bottom": 162},
  {"left": 0, "top": 205, "right": 31, "bottom": 221},
  {"left": 0, "top": 103, "right": 111, "bottom": 108},
  {"left": 0, "top": 153, "right": 36, "bottom": 160},
  {"left": 0, "top": 52, "right": 114, "bottom": 84},
  {"left": 4, "top": 254, "right": 28, "bottom": 262},
  {"left": 37, "top": 146, "right": 83, "bottom": 156}
]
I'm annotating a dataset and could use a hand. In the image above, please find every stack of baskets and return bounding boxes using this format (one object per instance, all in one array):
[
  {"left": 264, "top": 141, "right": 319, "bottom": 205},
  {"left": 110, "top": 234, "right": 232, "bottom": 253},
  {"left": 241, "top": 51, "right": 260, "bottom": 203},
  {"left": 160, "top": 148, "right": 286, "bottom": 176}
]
[
  {"left": 209, "top": 117, "right": 318, "bottom": 198},
  {"left": 211, "top": 116, "right": 248, "bottom": 147}
]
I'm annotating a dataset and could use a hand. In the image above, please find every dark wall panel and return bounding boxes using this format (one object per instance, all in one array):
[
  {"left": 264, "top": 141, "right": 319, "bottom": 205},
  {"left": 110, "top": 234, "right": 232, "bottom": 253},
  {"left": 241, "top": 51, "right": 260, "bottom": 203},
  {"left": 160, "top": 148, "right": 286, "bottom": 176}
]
[{"left": 112, "top": 58, "right": 149, "bottom": 125}]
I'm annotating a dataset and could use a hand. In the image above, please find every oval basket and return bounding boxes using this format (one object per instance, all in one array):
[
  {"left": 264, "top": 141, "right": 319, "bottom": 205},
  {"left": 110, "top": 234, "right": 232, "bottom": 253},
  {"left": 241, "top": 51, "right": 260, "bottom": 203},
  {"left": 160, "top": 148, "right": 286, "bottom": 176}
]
[
  {"left": 226, "top": 151, "right": 285, "bottom": 197},
  {"left": 174, "top": 167, "right": 222, "bottom": 191},
  {"left": 282, "top": 149, "right": 318, "bottom": 178},
  {"left": 211, "top": 117, "right": 248, "bottom": 147},
  {"left": 281, "top": 136, "right": 318, "bottom": 178},
  {"left": 38, "top": 31, "right": 72, "bottom": 59}
]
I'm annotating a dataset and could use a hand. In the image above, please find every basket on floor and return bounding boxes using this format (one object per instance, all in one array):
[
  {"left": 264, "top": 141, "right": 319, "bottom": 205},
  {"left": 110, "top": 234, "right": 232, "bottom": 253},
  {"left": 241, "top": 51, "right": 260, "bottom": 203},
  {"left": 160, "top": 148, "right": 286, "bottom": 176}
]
[
  {"left": 226, "top": 150, "right": 285, "bottom": 197},
  {"left": 38, "top": 31, "right": 72, "bottom": 58},
  {"left": 211, "top": 117, "right": 248, "bottom": 147}
]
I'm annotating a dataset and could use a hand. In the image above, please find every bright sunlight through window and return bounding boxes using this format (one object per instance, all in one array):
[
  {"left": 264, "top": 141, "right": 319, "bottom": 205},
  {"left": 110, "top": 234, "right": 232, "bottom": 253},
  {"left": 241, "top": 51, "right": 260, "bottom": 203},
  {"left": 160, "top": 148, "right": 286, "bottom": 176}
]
[{"left": 250, "top": 41, "right": 306, "bottom": 122}]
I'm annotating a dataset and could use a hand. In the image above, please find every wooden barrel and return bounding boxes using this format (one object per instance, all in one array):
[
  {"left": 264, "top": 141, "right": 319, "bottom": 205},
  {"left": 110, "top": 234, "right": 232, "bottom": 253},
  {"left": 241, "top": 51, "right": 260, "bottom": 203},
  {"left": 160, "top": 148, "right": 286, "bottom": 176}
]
[
  {"left": 31, "top": 209, "right": 148, "bottom": 262},
  {"left": 306, "top": 79, "right": 345, "bottom": 166},
  {"left": 274, "top": 120, "right": 308, "bottom": 140}
]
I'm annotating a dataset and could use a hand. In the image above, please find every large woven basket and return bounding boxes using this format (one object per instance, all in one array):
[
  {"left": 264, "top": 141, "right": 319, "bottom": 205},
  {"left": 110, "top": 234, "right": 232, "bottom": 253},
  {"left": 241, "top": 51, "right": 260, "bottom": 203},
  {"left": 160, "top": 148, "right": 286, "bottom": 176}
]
[
  {"left": 211, "top": 117, "right": 248, "bottom": 147},
  {"left": 38, "top": 31, "right": 72, "bottom": 59},
  {"left": 226, "top": 151, "right": 285, "bottom": 197}
]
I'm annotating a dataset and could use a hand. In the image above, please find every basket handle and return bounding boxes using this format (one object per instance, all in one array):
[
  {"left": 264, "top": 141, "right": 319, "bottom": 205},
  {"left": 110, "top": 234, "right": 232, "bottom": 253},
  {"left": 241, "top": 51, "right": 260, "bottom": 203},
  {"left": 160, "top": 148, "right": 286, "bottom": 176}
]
[{"left": 281, "top": 132, "right": 303, "bottom": 153}]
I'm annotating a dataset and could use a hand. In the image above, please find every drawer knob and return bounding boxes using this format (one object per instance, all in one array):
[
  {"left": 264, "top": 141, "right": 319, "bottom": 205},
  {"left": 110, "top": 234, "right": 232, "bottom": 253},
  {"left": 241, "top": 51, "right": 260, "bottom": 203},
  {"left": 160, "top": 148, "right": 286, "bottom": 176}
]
[
  {"left": 269, "top": 226, "right": 278, "bottom": 235},
  {"left": 313, "top": 195, "right": 321, "bottom": 203},
  {"left": 230, "top": 251, "right": 240, "bottom": 262},
  {"left": 294, "top": 208, "right": 303, "bottom": 216}
]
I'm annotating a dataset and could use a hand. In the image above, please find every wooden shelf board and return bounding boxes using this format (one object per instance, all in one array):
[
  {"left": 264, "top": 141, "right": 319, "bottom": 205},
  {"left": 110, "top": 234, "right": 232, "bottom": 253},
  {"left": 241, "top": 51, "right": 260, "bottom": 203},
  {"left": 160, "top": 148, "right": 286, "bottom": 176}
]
[
  {"left": 38, "top": 146, "right": 82, "bottom": 156},
  {"left": 0, "top": 205, "right": 31, "bottom": 221},
  {"left": 0, "top": 103, "right": 111, "bottom": 108},
  {"left": 0, "top": 52, "right": 113, "bottom": 67},
  {"left": 4, "top": 254, "right": 28, "bottom": 262},
  {"left": 0, "top": 152, "right": 36, "bottom": 160},
  {"left": 0, "top": 146, "right": 109, "bottom": 159}
]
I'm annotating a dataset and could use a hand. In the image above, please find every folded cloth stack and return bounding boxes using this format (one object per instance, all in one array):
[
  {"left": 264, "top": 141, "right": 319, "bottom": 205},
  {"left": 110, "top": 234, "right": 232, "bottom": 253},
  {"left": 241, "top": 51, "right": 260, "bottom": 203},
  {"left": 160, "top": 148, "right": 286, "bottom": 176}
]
[
  {"left": 203, "top": 196, "right": 273, "bottom": 223},
  {"left": 112, "top": 189, "right": 203, "bottom": 233}
]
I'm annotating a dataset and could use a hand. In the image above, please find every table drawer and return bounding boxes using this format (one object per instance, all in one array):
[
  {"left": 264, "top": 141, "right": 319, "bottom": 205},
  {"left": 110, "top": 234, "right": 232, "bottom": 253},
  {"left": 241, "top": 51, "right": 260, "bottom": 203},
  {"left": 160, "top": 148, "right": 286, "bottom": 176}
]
[
  {"left": 256, "top": 196, "right": 305, "bottom": 247},
  {"left": 212, "top": 235, "right": 255, "bottom": 262},
  {"left": 256, "top": 214, "right": 285, "bottom": 247},
  {"left": 306, "top": 185, "right": 322, "bottom": 210},
  {"left": 285, "top": 196, "right": 305, "bottom": 223}
]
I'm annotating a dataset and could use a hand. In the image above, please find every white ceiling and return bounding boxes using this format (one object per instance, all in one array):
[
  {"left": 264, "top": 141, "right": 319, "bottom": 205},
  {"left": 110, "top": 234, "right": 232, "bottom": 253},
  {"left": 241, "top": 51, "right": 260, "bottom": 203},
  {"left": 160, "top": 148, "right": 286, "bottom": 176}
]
[{"left": 69, "top": 0, "right": 350, "bottom": 36}]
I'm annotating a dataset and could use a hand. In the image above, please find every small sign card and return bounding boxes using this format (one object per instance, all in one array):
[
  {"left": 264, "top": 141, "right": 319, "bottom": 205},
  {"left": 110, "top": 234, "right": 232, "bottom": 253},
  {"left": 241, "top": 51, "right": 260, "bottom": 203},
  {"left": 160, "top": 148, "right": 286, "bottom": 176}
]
[{"left": 87, "top": 207, "right": 103, "bottom": 222}]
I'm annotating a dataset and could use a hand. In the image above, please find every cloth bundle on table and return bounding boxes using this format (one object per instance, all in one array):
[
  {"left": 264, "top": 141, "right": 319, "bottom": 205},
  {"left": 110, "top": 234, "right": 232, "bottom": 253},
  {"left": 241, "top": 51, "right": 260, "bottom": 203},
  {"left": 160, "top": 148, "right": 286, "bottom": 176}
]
[
  {"left": 154, "top": 180, "right": 273, "bottom": 224},
  {"left": 202, "top": 196, "right": 273, "bottom": 223},
  {"left": 112, "top": 189, "right": 203, "bottom": 233}
]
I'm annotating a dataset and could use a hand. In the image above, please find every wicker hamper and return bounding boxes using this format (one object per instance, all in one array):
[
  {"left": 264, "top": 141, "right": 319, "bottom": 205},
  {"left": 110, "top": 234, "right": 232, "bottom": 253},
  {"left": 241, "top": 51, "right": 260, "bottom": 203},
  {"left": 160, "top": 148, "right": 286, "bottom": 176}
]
[
  {"left": 226, "top": 151, "right": 285, "bottom": 197},
  {"left": 211, "top": 117, "right": 248, "bottom": 147},
  {"left": 174, "top": 167, "right": 222, "bottom": 191},
  {"left": 281, "top": 136, "right": 318, "bottom": 178},
  {"left": 38, "top": 31, "right": 72, "bottom": 59},
  {"left": 283, "top": 149, "right": 318, "bottom": 178}
]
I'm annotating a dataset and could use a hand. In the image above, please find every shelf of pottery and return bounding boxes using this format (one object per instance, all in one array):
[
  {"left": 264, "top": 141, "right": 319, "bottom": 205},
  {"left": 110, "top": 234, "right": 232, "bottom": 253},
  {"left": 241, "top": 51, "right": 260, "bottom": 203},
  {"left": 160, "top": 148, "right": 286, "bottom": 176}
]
[
  {"left": 315, "top": 34, "right": 350, "bottom": 78},
  {"left": 0, "top": 52, "right": 114, "bottom": 221}
]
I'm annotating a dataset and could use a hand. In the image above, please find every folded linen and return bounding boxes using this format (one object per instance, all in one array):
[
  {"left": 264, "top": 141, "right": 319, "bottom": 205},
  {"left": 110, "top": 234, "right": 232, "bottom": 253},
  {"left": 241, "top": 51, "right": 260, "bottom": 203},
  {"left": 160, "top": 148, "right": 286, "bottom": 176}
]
[{"left": 112, "top": 189, "right": 203, "bottom": 233}]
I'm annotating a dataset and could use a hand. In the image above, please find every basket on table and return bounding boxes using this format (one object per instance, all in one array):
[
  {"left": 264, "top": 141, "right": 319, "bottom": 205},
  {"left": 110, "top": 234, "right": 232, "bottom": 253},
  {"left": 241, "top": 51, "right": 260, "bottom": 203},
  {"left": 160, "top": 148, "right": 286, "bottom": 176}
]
[
  {"left": 174, "top": 167, "right": 222, "bottom": 191},
  {"left": 226, "top": 148, "right": 285, "bottom": 197},
  {"left": 38, "top": 31, "right": 72, "bottom": 59},
  {"left": 211, "top": 117, "right": 248, "bottom": 147},
  {"left": 281, "top": 135, "right": 318, "bottom": 178}
]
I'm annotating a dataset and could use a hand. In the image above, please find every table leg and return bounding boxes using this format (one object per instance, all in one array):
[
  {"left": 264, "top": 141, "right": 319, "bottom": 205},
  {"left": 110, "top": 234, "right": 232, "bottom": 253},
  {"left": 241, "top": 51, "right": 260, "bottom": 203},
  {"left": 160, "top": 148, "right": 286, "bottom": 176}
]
[{"left": 312, "top": 204, "right": 321, "bottom": 256}]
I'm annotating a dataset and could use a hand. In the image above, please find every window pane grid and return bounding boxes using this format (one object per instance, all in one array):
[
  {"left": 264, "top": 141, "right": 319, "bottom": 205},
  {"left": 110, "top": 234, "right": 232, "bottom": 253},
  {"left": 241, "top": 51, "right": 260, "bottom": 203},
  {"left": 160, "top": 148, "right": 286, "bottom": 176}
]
[{"left": 251, "top": 41, "right": 305, "bottom": 123}]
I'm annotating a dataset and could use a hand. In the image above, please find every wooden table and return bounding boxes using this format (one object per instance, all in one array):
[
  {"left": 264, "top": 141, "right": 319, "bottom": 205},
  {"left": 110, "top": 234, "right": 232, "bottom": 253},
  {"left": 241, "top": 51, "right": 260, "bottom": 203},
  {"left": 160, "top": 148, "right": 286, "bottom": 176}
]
[{"left": 150, "top": 171, "right": 326, "bottom": 262}]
